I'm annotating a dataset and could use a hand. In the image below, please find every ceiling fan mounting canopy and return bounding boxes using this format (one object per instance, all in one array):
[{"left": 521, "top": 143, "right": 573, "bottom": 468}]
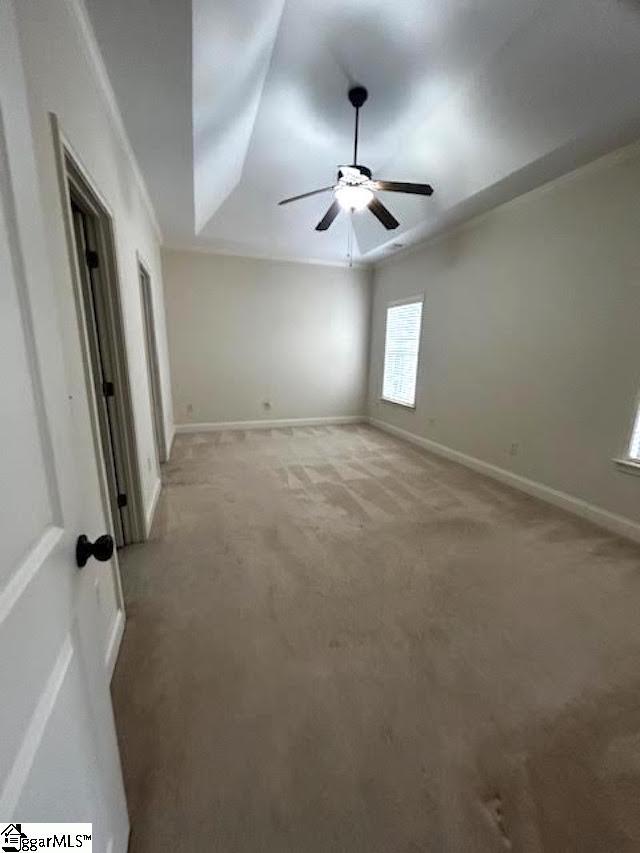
[
  {"left": 278, "top": 85, "right": 434, "bottom": 233},
  {"left": 348, "top": 85, "right": 368, "bottom": 110}
]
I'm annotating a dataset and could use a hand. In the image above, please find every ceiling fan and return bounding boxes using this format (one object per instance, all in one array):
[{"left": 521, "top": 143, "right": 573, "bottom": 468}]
[{"left": 278, "top": 86, "right": 434, "bottom": 232}]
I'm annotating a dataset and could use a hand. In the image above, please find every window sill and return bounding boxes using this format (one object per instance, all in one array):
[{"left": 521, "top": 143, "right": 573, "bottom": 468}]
[
  {"left": 613, "top": 457, "right": 640, "bottom": 477},
  {"left": 380, "top": 397, "right": 416, "bottom": 411}
]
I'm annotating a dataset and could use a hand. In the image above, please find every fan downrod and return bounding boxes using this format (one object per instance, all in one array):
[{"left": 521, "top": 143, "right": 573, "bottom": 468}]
[{"left": 348, "top": 86, "right": 368, "bottom": 109}]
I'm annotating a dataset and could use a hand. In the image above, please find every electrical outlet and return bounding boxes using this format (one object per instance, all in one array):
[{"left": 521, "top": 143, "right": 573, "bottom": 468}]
[{"left": 509, "top": 442, "right": 519, "bottom": 457}]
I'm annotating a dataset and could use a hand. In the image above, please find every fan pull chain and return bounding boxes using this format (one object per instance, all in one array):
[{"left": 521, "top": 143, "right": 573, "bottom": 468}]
[{"left": 347, "top": 211, "right": 354, "bottom": 267}]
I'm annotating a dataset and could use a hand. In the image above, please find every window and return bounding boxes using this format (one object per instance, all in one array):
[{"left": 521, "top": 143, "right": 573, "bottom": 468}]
[
  {"left": 381, "top": 298, "right": 423, "bottom": 408},
  {"left": 629, "top": 403, "right": 640, "bottom": 461}
]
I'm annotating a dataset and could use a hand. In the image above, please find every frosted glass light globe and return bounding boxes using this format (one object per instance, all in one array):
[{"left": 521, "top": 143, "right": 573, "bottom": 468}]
[{"left": 335, "top": 184, "right": 374, "bottom": 211}]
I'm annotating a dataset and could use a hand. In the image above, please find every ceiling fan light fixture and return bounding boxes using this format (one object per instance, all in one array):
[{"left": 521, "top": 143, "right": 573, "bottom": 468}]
[
  {"left": 335, "top": 184, "right": 374, "bottom": 211},
  {"left": 277, "top": 86, "right": 433, "bottom": 234}
]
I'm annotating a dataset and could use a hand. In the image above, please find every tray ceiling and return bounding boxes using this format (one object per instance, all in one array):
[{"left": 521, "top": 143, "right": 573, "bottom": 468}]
[{"left": 84, "top": 0, "right": 640, "bottom": 265}]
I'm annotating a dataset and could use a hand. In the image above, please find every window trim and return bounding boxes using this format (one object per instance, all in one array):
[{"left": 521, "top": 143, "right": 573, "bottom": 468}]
[
  {"left": 614, "top": 457, "right": 640, "bottom": 477},
  {"left": 380, "top": 294, "right": 424, "bottom": 410},
  {"left": 613, "top": 390, "right": 640, "bottom": 476}
]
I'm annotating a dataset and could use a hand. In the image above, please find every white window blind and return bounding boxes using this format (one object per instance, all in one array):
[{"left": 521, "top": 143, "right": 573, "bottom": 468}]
[
  {"left": 629, "top": 405, "right": 640, "bottom": 461},
  {"left": 382, "top": 299, "right": 423, "bottom": 408}
]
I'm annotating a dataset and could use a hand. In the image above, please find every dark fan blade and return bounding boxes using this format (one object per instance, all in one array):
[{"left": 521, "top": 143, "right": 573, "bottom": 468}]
[
  {"left": 368, "top": 197, "right": 399, "bottom": 230},
  {"left": 315, "top": 200, "right": 341, "bottom": 231},
  {"left": 375, "top": 180, "right": 434, "bottom": 196},
  {"left": 278, "top": 186, "right": 334, "bottom": 206}
]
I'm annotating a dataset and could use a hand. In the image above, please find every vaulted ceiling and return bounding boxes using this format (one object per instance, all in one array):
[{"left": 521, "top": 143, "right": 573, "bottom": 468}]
[{"left": 85, "top": 0, "right": 640, "bottom": 265}]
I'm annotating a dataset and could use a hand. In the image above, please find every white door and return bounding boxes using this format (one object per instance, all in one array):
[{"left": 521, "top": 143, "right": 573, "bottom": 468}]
[{"left": 0, "top": 5, "right": 128, "bottom": 851}]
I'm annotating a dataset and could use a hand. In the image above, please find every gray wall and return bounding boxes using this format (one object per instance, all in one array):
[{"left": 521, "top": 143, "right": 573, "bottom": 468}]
[
  {"left": 368, "top": 142, "right": 640, "bottom": 524},
  {"left": 163, "top": 250, "right": 371, "bottom": 424}
]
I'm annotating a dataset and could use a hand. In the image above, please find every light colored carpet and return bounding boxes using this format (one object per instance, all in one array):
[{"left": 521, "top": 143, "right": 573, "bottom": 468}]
[{"left": 112, "top": 424, "right": 640, "bottom": 852}]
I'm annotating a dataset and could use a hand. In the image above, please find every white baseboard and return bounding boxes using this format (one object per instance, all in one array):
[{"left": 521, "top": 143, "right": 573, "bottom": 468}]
[
  {"left": 105, "top": 608, "right": 125, "bottom": 681},
  {"left": 160, "top": 424, "right": 176, "bottom": 462},
  {"left": 369, "top": 417, "right": 640, "bottom": 543},
  {"left": 165, "top": 425, "right": 175, "bottom": 461},
  {"left": 175, "top": 415, "right": 366, "bottom": 434},
  {"left": 145, "top": 476, "right": 162, "bottom": 537}
]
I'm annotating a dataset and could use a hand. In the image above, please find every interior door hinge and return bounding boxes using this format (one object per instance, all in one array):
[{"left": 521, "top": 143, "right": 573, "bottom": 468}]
[
  {"left": 117, "top": 493, "right": 128, "bottom": 508},
  {"left": 86, "top": 249, "right": 99, "bottom": 269},
  {"left": 102, "top": 380, "right": 115, "bottom": 397}
]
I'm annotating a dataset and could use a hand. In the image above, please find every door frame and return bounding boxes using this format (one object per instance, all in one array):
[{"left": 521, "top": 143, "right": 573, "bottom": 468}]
[
  {"left": 50, "top": 113, "right": 147, "bottom": 547},
  {"left": 138, "top": 256, "right": 168, "bottom": 463}
]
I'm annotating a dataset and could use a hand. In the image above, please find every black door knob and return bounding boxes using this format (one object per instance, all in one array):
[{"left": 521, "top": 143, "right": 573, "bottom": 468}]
[{"left": 76, "top": 533, "right": 114, "bottom": 568}]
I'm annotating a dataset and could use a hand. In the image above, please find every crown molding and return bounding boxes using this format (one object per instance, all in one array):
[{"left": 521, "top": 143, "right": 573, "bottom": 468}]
[
  {"left": 162, "top": 242, "right": 372, "bottom": 272},
  {"left": 373, "top": 137, "right": 640, "bottom": 272},
  {"left": 62, "top": 0, "right": 163, "bottom": 241}
]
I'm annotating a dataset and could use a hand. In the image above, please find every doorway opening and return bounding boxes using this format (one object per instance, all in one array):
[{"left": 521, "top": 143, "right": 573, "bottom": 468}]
[
  {"left": 60, "top": 146, "right": 147, "bottom": 546},
  {"left": 138, "top": 260, "right": 167, "bottom": 464}
]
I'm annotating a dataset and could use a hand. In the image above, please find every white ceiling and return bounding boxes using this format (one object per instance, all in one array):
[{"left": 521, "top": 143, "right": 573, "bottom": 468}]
[{"left": 84, "top": 0, "right": 640, "bottom": 266}]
